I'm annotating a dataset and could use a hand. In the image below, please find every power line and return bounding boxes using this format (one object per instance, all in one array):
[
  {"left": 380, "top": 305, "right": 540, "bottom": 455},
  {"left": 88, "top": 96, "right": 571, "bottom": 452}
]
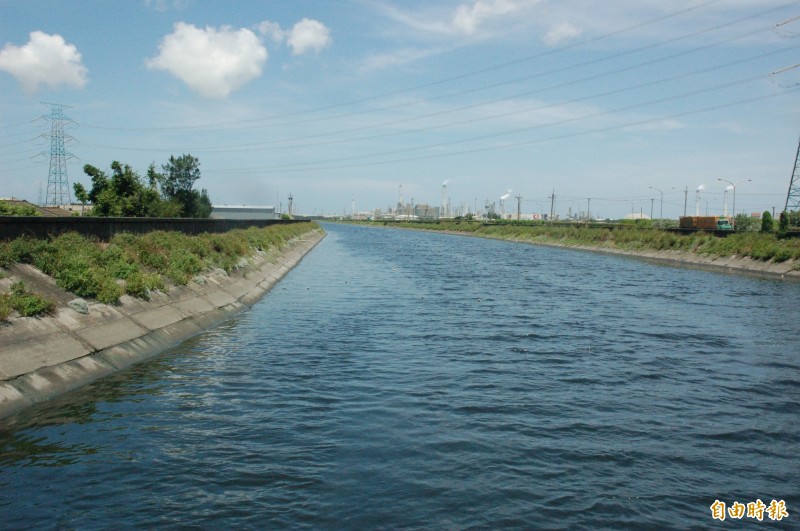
[
  {"left": 222, "top": 73, "right": 773, "bottom": 173},
  {"left": 79, "top": 0, "right": 738, "bottom": 134},
  {"left": 76, "top": 7, "right": 798, "bottom": 156},
  {"left": 208, "top": 88, "right": 796, "bottom": 176}
]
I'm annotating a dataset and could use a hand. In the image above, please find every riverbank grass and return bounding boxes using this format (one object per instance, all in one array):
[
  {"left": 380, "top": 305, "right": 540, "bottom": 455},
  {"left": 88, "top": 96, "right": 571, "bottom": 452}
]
[
  {"left": 0, "top": 222, "right": 319, "bottom": 309},
  {"left": 376, "top": 221, "right": 800, "bottom": 268}
]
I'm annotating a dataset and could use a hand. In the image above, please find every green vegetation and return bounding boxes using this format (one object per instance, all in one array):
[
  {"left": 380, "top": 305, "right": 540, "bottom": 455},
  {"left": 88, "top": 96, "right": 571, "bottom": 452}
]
[
  {"left": 75, "top": 154, "right": 211, "bottom": 218},
  {"left": 369, "top": 220, "right": 800, "bottom": 268},
  {"left": 0, "top": 201, "right": 40, "bottom": 216},
  {"left": 761, "top": 211, "right": 774, "bottom": 233},
  {"left": 0, "top": 281, "right": 55, "bottom": 320},
  {"left": 0, "top": 222, "right": 318, "bottom": 305}
]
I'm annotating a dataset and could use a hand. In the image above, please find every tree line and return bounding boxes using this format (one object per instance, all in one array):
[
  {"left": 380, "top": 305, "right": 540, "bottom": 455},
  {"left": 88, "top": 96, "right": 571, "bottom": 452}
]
[{"left": 73, "top": 154, "right": 212, "bottom": 218}]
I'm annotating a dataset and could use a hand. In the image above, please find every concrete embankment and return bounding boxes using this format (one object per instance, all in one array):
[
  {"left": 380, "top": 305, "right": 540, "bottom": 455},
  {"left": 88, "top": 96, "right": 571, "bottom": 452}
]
[
  {"left": 498, "top": 238, "right": 800, "bottom": 281},
  {"left": 406, "top": 226, "right": 800, "bottom": 281},
  {"left": 0, "top": 229, "right": 325, "bottom": 421}
]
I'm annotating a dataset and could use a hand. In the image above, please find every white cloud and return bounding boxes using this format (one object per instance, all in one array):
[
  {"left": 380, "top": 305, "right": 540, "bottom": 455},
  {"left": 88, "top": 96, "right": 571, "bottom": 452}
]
[
  {"left": 256, "top": 20, "right": 287, "bottom": 43},
  {"left": 453, "top": 0, "right": 538, "bottom": 35},
  {"left": 542, "top": 22, "right": 582, "bottom": 47},
  {"left": 373, "top": 0, "right": 541, "bottom": 41},
  {"left": 256, "top": 18, "right": 332, "bottom": 56},
  {"left": 146, "top": 22, "right": 267, "bottom": 99},
  {"left": 288, "top": 19, "right": 332, "bottom": 55},
  {"left": 359, "top": 47, "right": 445, "bottom": 72},
  {"left": 0, "top": 31, "right": 88, "bottom": 94}
]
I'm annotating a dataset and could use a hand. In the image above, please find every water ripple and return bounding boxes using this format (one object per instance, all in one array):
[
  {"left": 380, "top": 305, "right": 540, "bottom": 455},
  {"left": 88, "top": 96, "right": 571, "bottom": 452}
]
[{"left": 1, "top": 223, "right": 798, "bottom": 529}]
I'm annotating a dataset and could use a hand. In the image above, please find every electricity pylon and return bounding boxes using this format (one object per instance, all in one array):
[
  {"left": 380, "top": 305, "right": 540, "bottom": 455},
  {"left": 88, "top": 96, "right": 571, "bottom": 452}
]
[
  {"left": 42, "top": 102, "right": 76, "bottom": 207},
  {"left": 786, "top": 136, "right": 800, "bottom": 212}
]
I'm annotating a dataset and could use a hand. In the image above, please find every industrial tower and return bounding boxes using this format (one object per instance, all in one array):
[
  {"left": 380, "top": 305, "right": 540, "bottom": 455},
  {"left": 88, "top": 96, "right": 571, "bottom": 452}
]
[
  {"left": 42, "top": 102, "right": 75, "bottom": 207},
  {"left": 785, "top": 136, "right": 800, "bottom": 212}
]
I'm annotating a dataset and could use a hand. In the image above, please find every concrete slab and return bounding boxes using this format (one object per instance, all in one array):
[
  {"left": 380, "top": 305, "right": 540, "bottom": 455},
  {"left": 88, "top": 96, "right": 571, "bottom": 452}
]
[
  {"left": 54, "top": 303, "right": 127, "bottom": 332},
  {"left": 12, "top": 355, "right": 115, "bottom": 403},
  {"left": 173, "top": 296, "right": 216, "bottom": 317},
  {"left": 98, "top": 335, "right": 176, "bottom": 370},
  {"left": 130, "top": 304, "right": 187, "bottom": 331},
  {"left": 75, "top": 318, "right": 148, "bottom": 351},
  {"left": 189, "top": 307, "right": 233, "bottom": 330},
  {"left": 0, "top": 382, "right": 33, "bottom": 420},
  {"left": 203, "top": 290, "right": 237, "bottom": 309},
  {"left": 0, "top": 315, "right": 64, "bottom": 345},
  {"left": 221, "top": 279, "right": 258, "bottom": 300},
  {"left": 239, "top": 284, "right": 270, "bottom": 308},
  {"left": 0, "top": 333, "right": 91, "bottom": 379}
]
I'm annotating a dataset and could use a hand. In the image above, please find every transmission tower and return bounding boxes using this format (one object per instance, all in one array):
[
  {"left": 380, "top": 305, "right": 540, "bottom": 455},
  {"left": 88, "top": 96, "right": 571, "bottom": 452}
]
[
  {"left": 785, "top": 136, "right": 800, "bottom": 212},
  {"left": 41, "top": 102, "right": 76, "bottom": 207}
]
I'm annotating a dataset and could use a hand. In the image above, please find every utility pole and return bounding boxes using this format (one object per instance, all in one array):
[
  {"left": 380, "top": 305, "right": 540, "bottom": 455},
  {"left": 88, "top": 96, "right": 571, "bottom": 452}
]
[
  {"left": 549, "top": 189, "right": 556, "bottom": 221},
  {"left": 586, "top": 198, "right": 592, "bottom": 221},
  {"left": 515, "top": 194, "right": 522, "bottom": 221},
  {"left": 41, "top": 102, "right": 76, "bottom": 207},
  {"left": 650, "top": 198, "right": 654, "bottom": 220},
  {"left": 288, "top": 193, "right": 293, "bottom": 216}
]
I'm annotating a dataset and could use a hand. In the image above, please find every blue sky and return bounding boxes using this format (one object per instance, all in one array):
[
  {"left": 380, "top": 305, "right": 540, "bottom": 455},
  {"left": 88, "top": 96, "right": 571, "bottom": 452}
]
[{"left": 1, "top": 0, "right": 799, "bottom": 219}]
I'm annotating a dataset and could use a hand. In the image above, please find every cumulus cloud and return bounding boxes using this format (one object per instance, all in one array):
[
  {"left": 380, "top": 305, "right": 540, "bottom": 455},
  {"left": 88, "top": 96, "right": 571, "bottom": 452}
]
[
  {"left": 542, "top": 22, "right": 582, "bottom": 46},
  {"left": 257, "top": 18, "right": 332, "bottom": 55},
  {"left": 146, "top": 22, "right": 267, "bottom": 99},
  {"left": 287, "top": 18, "right": 332, "bottom": 55},
  {"left": 0, "top": 31, "right": 88, "bottom": 94}
]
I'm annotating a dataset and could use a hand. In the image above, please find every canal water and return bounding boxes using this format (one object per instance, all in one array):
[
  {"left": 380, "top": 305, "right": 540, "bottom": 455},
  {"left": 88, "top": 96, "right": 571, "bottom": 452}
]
[{"left": 1, "top": 223, "right": 798, "bottom": 529}]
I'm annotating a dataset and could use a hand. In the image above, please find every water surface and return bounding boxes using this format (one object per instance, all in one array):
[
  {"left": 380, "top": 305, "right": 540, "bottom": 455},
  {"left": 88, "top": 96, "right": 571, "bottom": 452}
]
[{"left": 1, "top": 223, "right": 798, "bottom": 529}]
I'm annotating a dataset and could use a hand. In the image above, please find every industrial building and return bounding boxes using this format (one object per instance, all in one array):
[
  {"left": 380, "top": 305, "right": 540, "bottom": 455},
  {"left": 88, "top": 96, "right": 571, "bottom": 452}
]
[{"left": 211, "top": 205, "right": 277, "bottom": 220}]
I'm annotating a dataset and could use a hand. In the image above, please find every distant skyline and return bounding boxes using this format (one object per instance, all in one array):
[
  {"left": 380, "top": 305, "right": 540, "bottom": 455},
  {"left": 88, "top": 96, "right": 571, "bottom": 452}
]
[{"left": 2, "top": 0, "right": 799, "bottom": 218}]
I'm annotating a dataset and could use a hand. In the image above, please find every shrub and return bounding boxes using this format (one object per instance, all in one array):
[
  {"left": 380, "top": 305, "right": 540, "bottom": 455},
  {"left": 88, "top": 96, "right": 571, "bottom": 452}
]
[
  {"left": 8, "top": 281, "right": 55, "bottom": 317},
  {"left": 167, "top": 248, "right": 204, "bottom": 285},
  {"left": 0, "top": 223, "right": 320, "bottom": 303},
  {"left": 761, "top": 211, "right": 773, "bottom": 233},
  {"left": 0, "top": 200, "right": 40, "bottom": 216},
  {"left": 779, "top": 211, "right": 789, "bottom": 237},
  {"left": 0, "top": 294, "right": 11, "bottom": 320}
]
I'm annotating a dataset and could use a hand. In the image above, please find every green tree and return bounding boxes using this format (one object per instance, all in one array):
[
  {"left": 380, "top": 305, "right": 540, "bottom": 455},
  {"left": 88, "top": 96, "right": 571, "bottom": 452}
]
[
  {"left": 160, "top": 154, "right": 212, "bottom": 218},
  {"left": 73, "top": 182, "right": 89, "bottom": 216},
  {"left": 734, "top": 213, "right": 759, "bottom": 232},
  {"left": 761, "top": 210, "right": 773, "bottom": 233},
  {"left": 778, "top": 211, "right": 789, "bottom": 236},
  {"left": 80, "top": 162, "right": 178, "bottom": 217}
]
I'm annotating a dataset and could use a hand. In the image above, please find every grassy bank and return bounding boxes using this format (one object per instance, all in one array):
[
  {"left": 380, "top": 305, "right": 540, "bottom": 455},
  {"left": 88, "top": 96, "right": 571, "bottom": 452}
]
[
  {"left": 371, "top": 220, "right": 800, "bottom": 268},
  {"left": 0, "top": 222, "right": 319, "bottom": 312}
]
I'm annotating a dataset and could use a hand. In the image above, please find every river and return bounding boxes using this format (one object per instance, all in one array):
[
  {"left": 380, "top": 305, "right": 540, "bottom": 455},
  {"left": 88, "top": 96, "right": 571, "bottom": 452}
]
[{"left": 1, "top": 222, "right": 798, "bottom": 529}]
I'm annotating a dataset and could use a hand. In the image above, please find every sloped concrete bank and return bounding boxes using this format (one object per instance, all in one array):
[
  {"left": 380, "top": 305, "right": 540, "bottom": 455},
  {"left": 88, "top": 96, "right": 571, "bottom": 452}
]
[
  {"left": 0, "top": 229, "right": 325, "bottom": 421},
  {"left": 402, "top": 226, "right": 800, "bottom": 281},
  {"left": 496, "top": 238, "right": 800, "bottom": 280}
]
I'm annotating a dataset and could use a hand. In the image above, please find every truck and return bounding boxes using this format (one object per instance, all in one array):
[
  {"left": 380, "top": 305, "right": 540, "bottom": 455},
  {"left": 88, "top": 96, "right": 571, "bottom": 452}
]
[{"left": 679, "top": 216, "right": 733, "bottom": 230}]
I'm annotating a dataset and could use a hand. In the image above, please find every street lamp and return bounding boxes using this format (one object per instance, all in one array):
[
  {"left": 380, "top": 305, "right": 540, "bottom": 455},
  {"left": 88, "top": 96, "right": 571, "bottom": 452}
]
[
  {"left": 723, "top": 185, "right": 733, "bottom": 217},
  {"left": 649, "top": 186, "right": 674, "bottom": 226},
  {"left": 717, "top": 178, "right": 751, "bottom": 229}
]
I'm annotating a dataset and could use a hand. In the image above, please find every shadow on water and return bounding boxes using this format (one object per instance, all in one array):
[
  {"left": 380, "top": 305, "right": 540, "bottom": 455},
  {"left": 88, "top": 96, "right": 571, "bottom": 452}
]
[{"left": 0, "top": 329, "right": 227, "bottom": 466}]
